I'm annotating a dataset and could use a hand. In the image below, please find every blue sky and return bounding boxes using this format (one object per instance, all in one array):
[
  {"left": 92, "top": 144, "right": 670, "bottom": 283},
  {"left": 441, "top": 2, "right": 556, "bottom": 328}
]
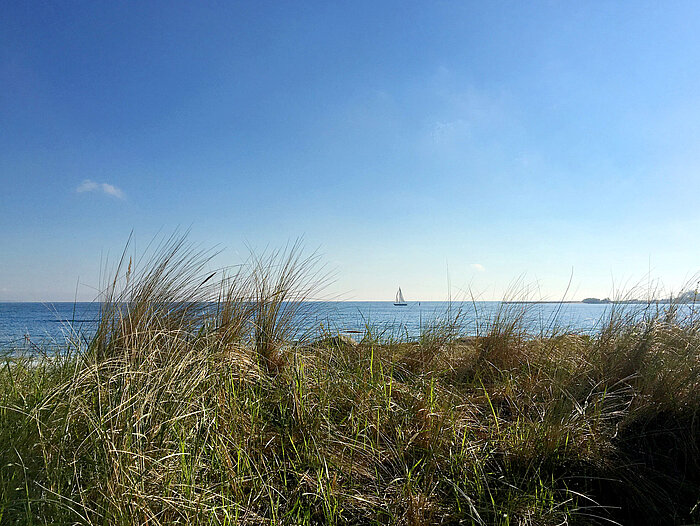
[{"left": 2, "top": 1, "right": 700, "bottom": 301}]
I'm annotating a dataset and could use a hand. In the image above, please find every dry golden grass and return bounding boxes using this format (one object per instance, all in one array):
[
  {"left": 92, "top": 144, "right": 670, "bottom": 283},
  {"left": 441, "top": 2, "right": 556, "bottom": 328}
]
[{"left": 1, "top": 235, "right": 699, "bottom": 525}]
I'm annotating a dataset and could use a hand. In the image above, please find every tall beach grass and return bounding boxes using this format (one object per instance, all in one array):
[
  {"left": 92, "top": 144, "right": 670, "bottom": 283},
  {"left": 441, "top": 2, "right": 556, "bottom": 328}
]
[{"left": 1, "top": 236, "right": 699, "bottom": 524}]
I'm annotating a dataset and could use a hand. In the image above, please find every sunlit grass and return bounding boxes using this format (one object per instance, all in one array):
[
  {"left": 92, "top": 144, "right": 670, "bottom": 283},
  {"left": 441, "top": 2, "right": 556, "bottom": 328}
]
[{"left": 1, "top": 235, "right": 699, "bottom": 524}]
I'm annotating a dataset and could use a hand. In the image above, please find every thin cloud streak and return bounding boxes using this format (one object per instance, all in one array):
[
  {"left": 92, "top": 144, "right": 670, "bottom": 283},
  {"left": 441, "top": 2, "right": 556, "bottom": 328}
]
[
  {"left": 471, "top": 263, "right": 486, "bottom": 272},
  {"left": 76, "top": 179, "right": 125, "bottom": 199}
]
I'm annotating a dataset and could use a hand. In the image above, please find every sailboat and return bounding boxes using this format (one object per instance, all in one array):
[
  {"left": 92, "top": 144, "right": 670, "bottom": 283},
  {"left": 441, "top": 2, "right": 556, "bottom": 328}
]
[{"left": 394, "top": 287, "right": 407, "bottom": 306}]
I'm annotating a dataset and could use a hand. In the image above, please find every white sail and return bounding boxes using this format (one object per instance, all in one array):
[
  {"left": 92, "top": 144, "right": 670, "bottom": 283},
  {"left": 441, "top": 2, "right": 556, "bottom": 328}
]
[{"left": 395, "top": 287, "right": 406, "bottom": 305}]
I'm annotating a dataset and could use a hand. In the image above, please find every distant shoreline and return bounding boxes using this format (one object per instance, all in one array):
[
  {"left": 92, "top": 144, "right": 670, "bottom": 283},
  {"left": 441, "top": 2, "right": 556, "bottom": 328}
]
[{"left": 505, "top": 299, "right": 695, "bottom": 305}]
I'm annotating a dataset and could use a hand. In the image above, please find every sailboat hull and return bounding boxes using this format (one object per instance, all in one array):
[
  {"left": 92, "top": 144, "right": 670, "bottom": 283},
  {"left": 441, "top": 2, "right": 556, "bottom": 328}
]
[{"left": 393, "top": 302, "right": 407, "bottom": 306}]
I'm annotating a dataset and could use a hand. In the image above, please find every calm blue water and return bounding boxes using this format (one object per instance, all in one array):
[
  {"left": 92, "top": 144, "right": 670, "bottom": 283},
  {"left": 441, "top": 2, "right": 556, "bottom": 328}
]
[{"left": 0, "top": 301, "right": 635, "bottom": 349}]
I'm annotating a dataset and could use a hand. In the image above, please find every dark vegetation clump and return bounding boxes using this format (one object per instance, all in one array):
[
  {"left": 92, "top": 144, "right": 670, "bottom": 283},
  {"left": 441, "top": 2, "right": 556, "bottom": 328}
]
[{"left": 1, "top": 235, "right": 699, "bottom": 525}]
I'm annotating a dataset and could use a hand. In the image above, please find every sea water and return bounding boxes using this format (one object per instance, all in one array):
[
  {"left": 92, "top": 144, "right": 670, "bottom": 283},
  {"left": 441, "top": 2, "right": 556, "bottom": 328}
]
[{"left": 0, "top": 300, "right": 658, "bottom": 350}]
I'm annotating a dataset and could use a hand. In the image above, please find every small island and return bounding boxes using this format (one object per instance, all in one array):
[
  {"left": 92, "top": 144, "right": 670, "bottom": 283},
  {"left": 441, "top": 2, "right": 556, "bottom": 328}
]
[{"left": 581, "top": 297, "right": 612, "bottom": 304}]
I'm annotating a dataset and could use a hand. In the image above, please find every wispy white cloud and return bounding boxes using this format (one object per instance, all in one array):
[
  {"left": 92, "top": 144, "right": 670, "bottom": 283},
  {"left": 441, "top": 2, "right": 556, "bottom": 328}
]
[
  {"left": 424, "top": 67, "right": 516, "bottom": 151},
  {"left": 470, "top": 263, "right": 485, "bottom": 272},
  {"left": 100, "top": 183, "right": 124, "bottom": 198},
  {"left": 76, "top": 180, "right": 99, "bottom": 193},
  {"left": 76, "top": 179, "right": 125, "bottom": 199}
]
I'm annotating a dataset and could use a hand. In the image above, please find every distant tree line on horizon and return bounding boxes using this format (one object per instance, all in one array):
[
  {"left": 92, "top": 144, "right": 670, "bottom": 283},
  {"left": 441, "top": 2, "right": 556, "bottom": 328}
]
[{"left": 583, "top": 289, "right": 699, "bottom": 304}]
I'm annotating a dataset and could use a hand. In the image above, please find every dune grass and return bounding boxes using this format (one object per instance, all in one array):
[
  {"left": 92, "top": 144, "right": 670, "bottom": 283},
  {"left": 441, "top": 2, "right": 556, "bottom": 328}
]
[{"left": 1, "top": 237, "right": 699, "bottom": 525}]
